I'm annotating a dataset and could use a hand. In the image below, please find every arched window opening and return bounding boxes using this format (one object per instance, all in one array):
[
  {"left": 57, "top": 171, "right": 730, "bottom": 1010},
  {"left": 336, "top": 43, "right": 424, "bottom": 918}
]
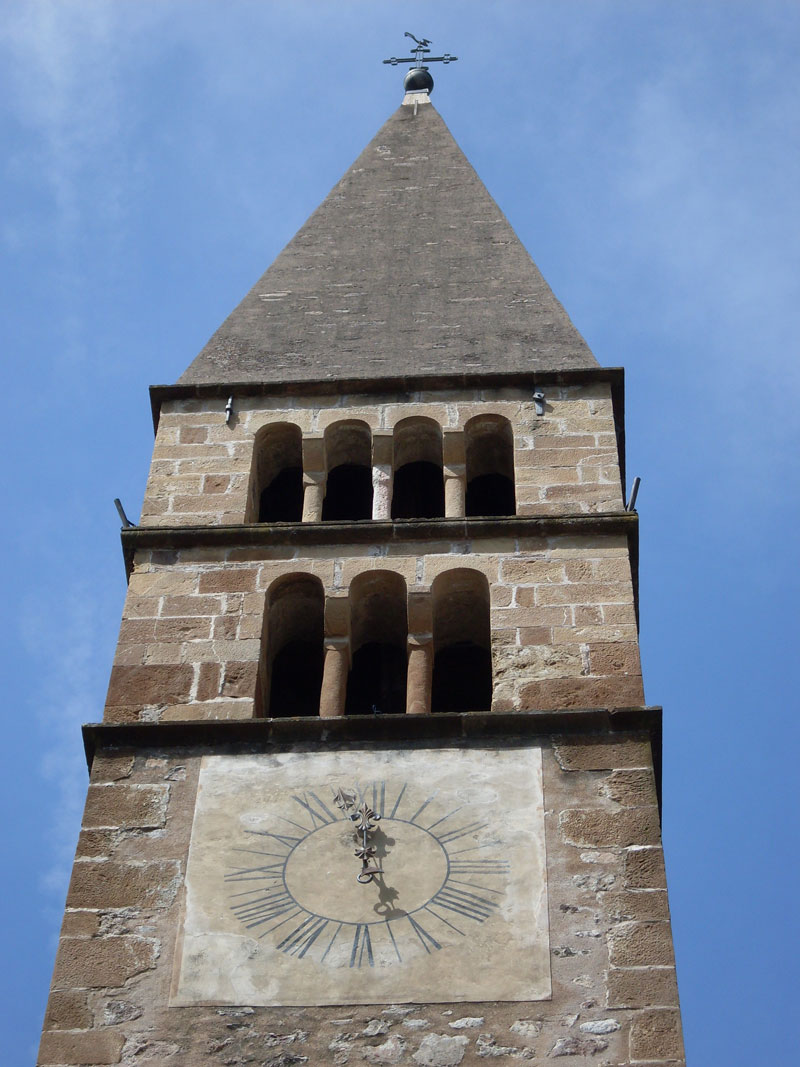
[
  {"left": 431, "top": 569, "right": 492, "bottom": 713},
  {"left": 345, "top": 572, "right": 407, "bottom": 715},
  {"left": 250, "top": 423, "right": 304, "bottom": 523},
  {"left": 322, "top": 421, "right": 373, "bottom": 521},
  {"left": 391, "top": 418, "right": 445, "bottom": 520},
  {"left": 464, "top": 415, "right": 515, "bottom": 518},
  {"left": 260, "top": 466, "right": 304, "bottom": 523},
  {"left": 262, "top": 575, "right": 324, "bottom": 717}
]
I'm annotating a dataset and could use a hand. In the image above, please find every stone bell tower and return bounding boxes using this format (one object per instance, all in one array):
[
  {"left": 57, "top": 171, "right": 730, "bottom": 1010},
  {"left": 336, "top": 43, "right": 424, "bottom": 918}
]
[{"left": 38, "top": 82, "right": 685, "bottom": 1066}]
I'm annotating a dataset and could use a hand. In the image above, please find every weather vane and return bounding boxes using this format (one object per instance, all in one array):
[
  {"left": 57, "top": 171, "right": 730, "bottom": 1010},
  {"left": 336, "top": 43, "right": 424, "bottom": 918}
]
[{"left": 383, "top": 32, "right": 458, "bottom": 95}]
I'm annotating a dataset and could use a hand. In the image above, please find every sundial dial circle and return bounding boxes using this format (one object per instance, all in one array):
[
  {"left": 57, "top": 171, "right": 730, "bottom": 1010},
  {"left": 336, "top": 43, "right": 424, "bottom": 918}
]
[{"left": 284, "top": 817, "right": 448, "bottom": 926}]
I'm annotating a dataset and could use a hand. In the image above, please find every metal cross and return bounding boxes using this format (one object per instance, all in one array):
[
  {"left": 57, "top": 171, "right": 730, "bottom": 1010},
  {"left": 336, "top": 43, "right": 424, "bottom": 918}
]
[{"left": 383, "top": 32, "right": 458, "bottom": 69}]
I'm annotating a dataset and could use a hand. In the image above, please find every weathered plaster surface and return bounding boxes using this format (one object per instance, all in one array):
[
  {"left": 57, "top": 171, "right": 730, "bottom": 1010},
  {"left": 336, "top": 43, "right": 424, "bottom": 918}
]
[{"left": 175, "top": 746, "right": 549, "bottom": 1006}]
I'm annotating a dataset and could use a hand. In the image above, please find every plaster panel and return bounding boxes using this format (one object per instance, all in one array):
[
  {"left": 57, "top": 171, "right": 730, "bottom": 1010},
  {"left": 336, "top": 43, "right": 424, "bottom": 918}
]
[{"left": 174, "top": 745, "right": 550, "bottom": 1006}]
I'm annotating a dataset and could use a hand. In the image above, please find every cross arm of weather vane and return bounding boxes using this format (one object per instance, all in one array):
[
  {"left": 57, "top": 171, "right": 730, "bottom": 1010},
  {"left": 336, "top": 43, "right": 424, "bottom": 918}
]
[{"left": 383, "top": 32, "right": 458, "bottom": 67}]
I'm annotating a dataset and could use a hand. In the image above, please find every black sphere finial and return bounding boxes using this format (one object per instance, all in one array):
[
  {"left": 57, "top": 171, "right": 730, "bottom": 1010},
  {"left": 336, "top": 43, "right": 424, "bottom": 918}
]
[{"left": 404, "top": 67, "right": 434, "bottom": 94}]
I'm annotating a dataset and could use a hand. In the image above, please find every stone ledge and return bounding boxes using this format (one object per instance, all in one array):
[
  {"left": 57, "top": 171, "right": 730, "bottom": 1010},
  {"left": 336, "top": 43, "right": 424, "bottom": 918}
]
[
  {"left": 84, "top": 705, "right": 661, "bottom": 785},
  {"left": 149, "top": 366, "right": 625, "bottom": 430},
  {"left": 121, "top": 511, "right": 639, "bottom": 576}
]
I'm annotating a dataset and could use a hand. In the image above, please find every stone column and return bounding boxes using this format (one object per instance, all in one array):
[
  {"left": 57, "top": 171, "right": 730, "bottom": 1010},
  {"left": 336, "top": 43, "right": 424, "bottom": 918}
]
[
  {"left": 372, "top": 432, "right": 393, "bottom": 520},
  {"left": 319, "top": 638, "right": 349, "bottom": 718},
  {"left": 302, "top": 475, "right": 325, "bottom": 522},
  {"left": 302, "top": 435, "right": 326, "bottom": 523},
  {"left": 406, "top": 635, "right": 433, "bottom": 715},
  {"left": 406, "top": 590, "right": 433, "bottom": 715},
  {"left": 444, "top": 467, "right": 466, "bottom": 517},
  {"left": 443, "top": 431, "right": 466, "bottom": 518}
]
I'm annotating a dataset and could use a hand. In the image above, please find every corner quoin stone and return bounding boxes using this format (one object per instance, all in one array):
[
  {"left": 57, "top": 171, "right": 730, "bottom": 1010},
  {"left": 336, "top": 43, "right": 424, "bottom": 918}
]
[
  {"left": 38, "top": 1030, "right": 125, "bottom": 1066},
  {"left": 66, "top": 859, "right": 181, "bottom": 909},
  {"left": 53, "top": 936, "right": 157, "bottom": 989}
]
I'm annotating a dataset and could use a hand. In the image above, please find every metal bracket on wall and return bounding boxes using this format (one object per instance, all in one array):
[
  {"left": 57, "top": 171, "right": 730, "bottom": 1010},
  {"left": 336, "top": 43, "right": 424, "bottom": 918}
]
[
  {"left": 532, "top": 389, "right": 545, "bottom": 416},
  {"left": 625, "top": 476, "right": 641, "bottom": 512}
]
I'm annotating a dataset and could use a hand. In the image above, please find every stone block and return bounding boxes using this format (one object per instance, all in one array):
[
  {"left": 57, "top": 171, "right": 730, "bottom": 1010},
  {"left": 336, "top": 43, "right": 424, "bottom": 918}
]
[
  {"left": 535, "top": 582, "right": 630, "bottom": 606},
  {"left": 574, "top": 604, "right": 604, "bottom": 625},
  {"left": 517, "top": 626, "right": 552, "bottom": 645},
  {"left": 181, "top": 639, "right": 261, "bottom": 663},
  {"left": 602, "top": 769, "right": 658, "bottom": 807},
  {"left": 212, "top": 614, "right": 239, "bottom": 640},
  {"left": 490, "top": 585, "right": 513, "bottom": 607},
  {"left": 170, "top": 495, "right": 217, "bottom": 513},
  {"left": 601, "top": 890, "right": 670, "bottom": 922},
  {"left": 500, "top": 559, "right": 565, "bottom": 585},
  {"left": 60, "top": 911, "right": 100, "bottom": 938},
  {"left": 84, "top": 784, "right": 169, "bottom": 830},
  {"left": 203, "top": 474, "right": 231, "bottom": 493},
  {"left": 90, "top": 754, "right": 134, "bottom": 784},
  {"left": 160, "top": 595, "right": 221, "bottom": 617},
  {"left": 607, "top": 921, "right": 676, "bottom": 968},
  {"left": 624, "top": 847, "right": 667, "bottom": 889},
  {"left": 76, "top": 830, "right": 116, "bottom": 859},
  {"left": 122, "top": 596, "right": 159, "bottom": 620},
  {"left": 607, "top": 966, "right": 679, "bottom": 1008},
  {"left": 116, "top": 619, "right": 156, "bottom": 645},
  {"left": 198, "top": 569, "right": 258, "bottom": 593},
  {"left": 221, "top": 661, "right": 259, "bottom": 697},
  {"left": 629, "top": 1008, "right": 684, "bottom": 1060},
  {"left": 142, "top": 642, "right": 184, "bottom": 665},
  {"left": 517, "top": 466, "right": 581, "bottom": 485},
  {"left": 43, "top": 990, "right": 91, "bottom": 1031},
  {"left": 196, "top": 662, "right": 221, "bottom": 701},
  {"left": 38, "top": 1030, "right": 124, "bottom": 1065},
  {"left": 105, "top": 665, "right": 193, "bottom": 707},
  {"left": 519, "top": 675, "right": 644, "bottom": 710},
  {"left": 237, "top": 613, "right": 264, "bottom": 640},
  {"left": 553, "top": 625, "right": 638, "bottom": 644},
  {"left": 503, "top": 645, "right": 584, "bottom": 678},
  {"left": 66, "top": 859, "right": 180, "bottom": 909},
  {"left": 602, "top": 603, "right": 639, "bottom": 626},
  {"left": 161, "top": 699, "right": 253, "bottom": 721},
  {"left": 179, "top": 425, "right": 208, "bottom": 444},
  {"left": 128, "top": 570, "right": 197, "bottom": 597},
  {"left": 590, "top": 642, "right": 642, "bottom": 676},
  {"left": 52, "top": 935, "right": 157, "bottom": 989},
  {"left": 559, "top": 807, "right": 661, "bottom": 848},
  {"left": 554, "top": 738, "right": 650, "bottom": 771},
  {"left": 153, "top": 616, "right": 213, "bottom": 642},
  {"left": 532, "top": 433, "right": 597, "bottom": 448}
]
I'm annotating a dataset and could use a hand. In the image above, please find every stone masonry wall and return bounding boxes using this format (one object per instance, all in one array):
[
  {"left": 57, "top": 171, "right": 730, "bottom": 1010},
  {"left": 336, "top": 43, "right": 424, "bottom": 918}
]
[
  {"left": 105, "top": 533, "right": 642, "bottom": 724},
  {"left": 38, "top": 735, "right": 683, "bottom": 1066},
  {"left": 139, "top": 383, "right": 622, "bottom": 526}
]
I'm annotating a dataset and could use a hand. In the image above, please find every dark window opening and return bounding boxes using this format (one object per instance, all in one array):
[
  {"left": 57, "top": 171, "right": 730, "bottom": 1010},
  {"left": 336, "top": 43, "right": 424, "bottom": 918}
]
[
  {"left": 391, "top": 461, "right": 445, "bottom": 519},
  {"left": 268, "top": 639, "right": 323, "bottom": 717},
  {"left": 345, "top": 642, "right": 407, "bottom": 715},
  {"left": 258, "top": 466, "right": 304, "bottom": 522},
  {"left": 322, "top": 464, "right": 373, "bottom": 521},
  {"left": 431, "top": 642, "right": 492, "bottom": 713},
  {"left": 465, "top": 473, "right": 515, "bottom": 517}
]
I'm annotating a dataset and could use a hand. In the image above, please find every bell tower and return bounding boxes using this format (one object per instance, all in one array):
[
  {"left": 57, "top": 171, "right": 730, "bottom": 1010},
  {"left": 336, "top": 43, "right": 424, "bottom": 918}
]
[{"left": 39, "top": 78, "right": 684, "bottom": 1066}]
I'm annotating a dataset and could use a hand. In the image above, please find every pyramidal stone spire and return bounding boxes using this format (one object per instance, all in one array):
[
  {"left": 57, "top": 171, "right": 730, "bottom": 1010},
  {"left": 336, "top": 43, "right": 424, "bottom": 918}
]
[{"left": 178, "top": 92, "right": 598, "bottom": 386}]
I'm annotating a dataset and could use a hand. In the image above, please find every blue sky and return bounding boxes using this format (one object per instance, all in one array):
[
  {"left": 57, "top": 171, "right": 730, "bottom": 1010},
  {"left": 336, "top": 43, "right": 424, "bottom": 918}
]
[{"left": 1, "top": 2, "right": 798, "bottom": 1062}]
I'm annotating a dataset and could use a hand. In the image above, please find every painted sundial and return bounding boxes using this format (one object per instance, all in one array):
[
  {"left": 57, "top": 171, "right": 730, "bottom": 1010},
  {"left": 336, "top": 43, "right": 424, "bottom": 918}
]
[{"left": 173, "top": 747, "right": 550, "bottom": 1006}]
